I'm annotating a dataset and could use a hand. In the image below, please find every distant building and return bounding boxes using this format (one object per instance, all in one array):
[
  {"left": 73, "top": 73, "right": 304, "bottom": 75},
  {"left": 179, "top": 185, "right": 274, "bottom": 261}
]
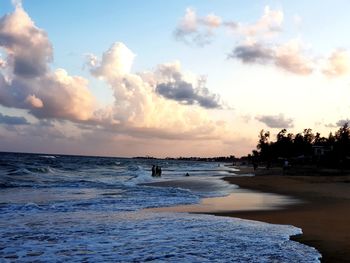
[{"left": 312, "top": 145, "right": 331, "bottom": 156}]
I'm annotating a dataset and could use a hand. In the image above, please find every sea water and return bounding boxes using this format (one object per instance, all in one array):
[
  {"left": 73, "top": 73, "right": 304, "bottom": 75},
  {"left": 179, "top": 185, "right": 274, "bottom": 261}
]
[{"left": 0, "top": 152, "right": 321, "bottom": 262}]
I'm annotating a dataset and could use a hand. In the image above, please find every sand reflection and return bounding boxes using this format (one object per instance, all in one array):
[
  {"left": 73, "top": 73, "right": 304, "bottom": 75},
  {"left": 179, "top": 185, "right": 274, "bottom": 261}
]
[{"left": 147, "top": 189, "right": 299, "bottom": 213}]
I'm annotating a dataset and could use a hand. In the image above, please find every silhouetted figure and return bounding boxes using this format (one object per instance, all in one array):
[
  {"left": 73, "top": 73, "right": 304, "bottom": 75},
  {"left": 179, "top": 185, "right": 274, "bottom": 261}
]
[
  {"left": 253, "top": 160, "right": 258, "bottom": 171},
  {"left": 283, "top": 159, "right": 289, "bottom": 174},
  {"left": 185, "top": 172, "right": 190, "bottom": 176},
  {"left": 266, "top": 160, "right": 271, "bottom": 170},
  {"left": 155, "top": 166, "right": 162, "bottom": 177},
  {"left": 151, "top": 165, "right": 156, "bottom": 177}
]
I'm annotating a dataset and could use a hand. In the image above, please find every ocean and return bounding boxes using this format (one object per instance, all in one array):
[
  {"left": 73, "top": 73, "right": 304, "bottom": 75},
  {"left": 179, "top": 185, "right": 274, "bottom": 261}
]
[{"left": 0, "top": 152, "right": 321, "bottom": 262}]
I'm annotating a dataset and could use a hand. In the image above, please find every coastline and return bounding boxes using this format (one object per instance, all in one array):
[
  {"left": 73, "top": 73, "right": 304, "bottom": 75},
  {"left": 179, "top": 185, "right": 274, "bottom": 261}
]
[
  {"left": 217, "top": 168, "right": 350, "bottom": 263},
  {"left": 146, "top": 167, "right": 350, "bottom": 263}
]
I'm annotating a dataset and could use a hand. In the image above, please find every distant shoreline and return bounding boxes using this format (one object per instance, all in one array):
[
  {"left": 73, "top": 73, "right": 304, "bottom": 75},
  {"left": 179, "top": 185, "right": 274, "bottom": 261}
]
[{"left": 216, "top": 167, "right": 350, "bottom": 263}]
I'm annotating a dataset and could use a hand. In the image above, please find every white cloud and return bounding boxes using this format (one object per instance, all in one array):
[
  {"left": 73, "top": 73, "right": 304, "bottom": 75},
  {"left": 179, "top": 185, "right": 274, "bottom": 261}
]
[
  {"left": 236, "top": 6, "right": 283, "bottom": 40},
  {"left": 88, "top": 42, "right": 135, "bottom": 79},
  {"left": 323, "top": 49, "right": 350, "bottom": 77},
  {"left": 174, "top": 8, "right": 222, "bottom": 46},
  {"left": 174, "top": 5, "right": 283, "bottom": 46},
  {"left": 201, "top": 13, "right": 222, "bottom": 28},
  {"left": 87, "top": 43, "right": 225, "bottom": 139},
  {"left": 274, "top": 40, "right": 314, "bottom": 75}
]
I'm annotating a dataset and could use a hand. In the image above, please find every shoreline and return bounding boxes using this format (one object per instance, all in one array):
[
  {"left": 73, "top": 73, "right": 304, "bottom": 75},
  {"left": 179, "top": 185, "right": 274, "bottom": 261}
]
[
  {"left": 145, "top": 167, "right": 350, "bottom": 262},
  {"left": 217, "top": 168, "right": 350, "bottom": 263}
]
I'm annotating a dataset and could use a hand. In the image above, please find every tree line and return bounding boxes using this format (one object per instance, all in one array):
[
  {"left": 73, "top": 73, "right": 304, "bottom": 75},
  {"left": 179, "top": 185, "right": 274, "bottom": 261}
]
[{"left": 252, "top": 123, "right": 350, "bottom": 168}]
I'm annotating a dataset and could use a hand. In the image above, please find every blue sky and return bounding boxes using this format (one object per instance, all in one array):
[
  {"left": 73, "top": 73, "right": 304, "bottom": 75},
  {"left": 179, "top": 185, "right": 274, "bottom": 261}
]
[{"left": 0, "top": 0, "right": 350, "bottom": 157}]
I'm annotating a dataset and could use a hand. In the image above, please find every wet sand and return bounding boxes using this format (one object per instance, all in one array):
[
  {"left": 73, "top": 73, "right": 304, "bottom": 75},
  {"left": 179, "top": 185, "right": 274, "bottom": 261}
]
[
  {"left": 146, "top": 168, "right": 350, "bottom": 262},
  {"left": 220, "top": 170, "right": 350, "bottom": 263},
  {"left": 146, "top": 179, "right": 300, "bottom": 213}
]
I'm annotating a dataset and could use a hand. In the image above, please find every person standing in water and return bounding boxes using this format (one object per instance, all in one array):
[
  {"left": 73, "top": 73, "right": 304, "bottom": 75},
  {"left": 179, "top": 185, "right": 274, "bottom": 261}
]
[
  {"left": 151, "top": 165, "right": 156, "bottom": 177},
  {"left": 155, "top": 166, "right": 162, "bottom": 177}
]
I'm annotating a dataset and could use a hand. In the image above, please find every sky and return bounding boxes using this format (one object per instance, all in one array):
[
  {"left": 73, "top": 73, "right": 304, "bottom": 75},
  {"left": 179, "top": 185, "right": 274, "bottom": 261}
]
[{"left": 0, "top": 0, "right": 350, "bottom": 157}]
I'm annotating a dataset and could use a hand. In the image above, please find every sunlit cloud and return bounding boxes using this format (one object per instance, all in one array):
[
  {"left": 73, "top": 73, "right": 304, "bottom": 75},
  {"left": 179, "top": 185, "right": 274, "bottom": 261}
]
[
  {"left": 234, "top": 6, "right": 283, "bottom": 40},
  {"left": 273, "top": 40, "right": 314, "bottom": 75},
  {"left": 175, "top": 6, "right": 350, "bottom": 78},
  {"left": 0, "top": 3, "right": 231, "bottom": 147},
  {"left": 0, "top": 3, "right": 96, "bottom": 121},
  {"left": 0, "top": 57, "right": 6, "bottom": 68},
  {"left": 174, "top": 7, "right": 222, "bottom": 46},
  {"left": 86, "top": 43, "right": 225, "bottom": 139},
  {"left": 174, "top": 5, "right": 283, "bottom": 47},
  {"left": 25, "top": 94, "right": 43, "bottom": 108},
  {"left": 323, "top": 49, "right": 350, "bottom": 77},
  {"left": 229, "top": 40, "right": 314, "bottom": 75}
]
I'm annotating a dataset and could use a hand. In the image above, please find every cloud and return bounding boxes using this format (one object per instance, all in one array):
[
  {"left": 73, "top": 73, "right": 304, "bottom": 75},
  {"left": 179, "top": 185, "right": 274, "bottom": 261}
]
[
  {"left": 0, "top": 4, "right": 96, "bottom": 121},
  {"left": 0, "top": 57, "right": 5, "bottom": 68},
  {"left": 256, "top": 114, "right": 294, "bottom": 128},
  {"left": 326, "top": 119, "right": 350, "bottom": 128},
  {"left": 0, "top": 4, "right": 232, "bottom": 148},
  {"left": 229, "top": 42, "right": 273, "bottom": 64},
  {"left": 88, "top": 42, "right": 135, "bottom": 79},
  {"left": 336, "top": 119, "right": 350, "bottom": 126},
  {"left": 87, "top": 43, "right": 225, "bottom": 139},
  {"left": 11, "top": 0, "right": 22, "bottom": 8},
  {"left": 174, "top": 8, "right": 222, "bottom": 46},
  {"left": 25, "top": 94, "right": 43, "bottom": 108},
  {"left": 0, "top": 112, "right": 29, "bottom": 125},
  {"left": 174, "top": 6, "right": 283, "bottom": 47},
  {"left": 235, "top": 6, "right": 283, "bottom": 39},
  {"left": 156, "top": 80, "right": 220, "bottom": 108},
  {"left": 154, "top": 63, "right": 221, "bottom": 108},
  {"left": 201, "top": 13, "right": 222, "bottom": 28},
  {"left": 274, "top": 40, "right": 314, "bottom": 75},
  {"left": 0, "top": 4, "right": 52, "bottom": 78},
  {"left": 229, "top": 40, "right": 314, "bottom": 75},
  {"left": 176, "top": 6, "right": 338, "bottom": 77},
  {"left": 323, "top": 49, "right": 350, "bottom": 77}
]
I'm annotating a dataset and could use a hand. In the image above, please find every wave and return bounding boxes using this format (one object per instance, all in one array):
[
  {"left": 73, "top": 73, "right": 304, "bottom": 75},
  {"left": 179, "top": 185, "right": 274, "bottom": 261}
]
[
  {"left": 39, "top": 155, "right": 56, "bottom": 159},
  {"left": 125, "top": 166, "right": 155, "bottom": 185}
]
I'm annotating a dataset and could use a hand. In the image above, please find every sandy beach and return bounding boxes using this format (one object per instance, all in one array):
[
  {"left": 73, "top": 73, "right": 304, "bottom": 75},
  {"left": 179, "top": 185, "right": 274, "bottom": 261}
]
[
  {"left": 147, "top": 167, "right": 350, "bottom": 262},
  {"left": 219, "top": 168, "right": 350, "bottom": 263}
]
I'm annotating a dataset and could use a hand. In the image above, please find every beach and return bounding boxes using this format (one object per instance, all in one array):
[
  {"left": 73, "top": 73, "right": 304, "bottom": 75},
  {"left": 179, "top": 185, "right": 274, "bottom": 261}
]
[
  {"left": 148, "top": 167, "right": 350, "bottom": 262},
  {"left": 2, "top": 153, "right": 323, "bottom": 262},
  {"left": 219, "top": 168, "right": 350, "bottom": 263}
]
